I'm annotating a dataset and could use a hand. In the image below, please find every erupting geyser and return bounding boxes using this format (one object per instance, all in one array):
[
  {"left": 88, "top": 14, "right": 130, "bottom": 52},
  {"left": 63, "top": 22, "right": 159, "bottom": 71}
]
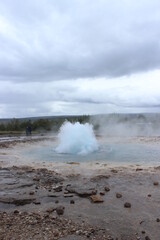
[{"left": 55, "top": 121, "right": 98, "bottom": 155}]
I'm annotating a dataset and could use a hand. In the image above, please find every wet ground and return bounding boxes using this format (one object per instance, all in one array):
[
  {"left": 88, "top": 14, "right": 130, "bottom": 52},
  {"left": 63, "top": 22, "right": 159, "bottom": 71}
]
[{"left": 0, "top": 136, "right": 160, "bottom": 239}]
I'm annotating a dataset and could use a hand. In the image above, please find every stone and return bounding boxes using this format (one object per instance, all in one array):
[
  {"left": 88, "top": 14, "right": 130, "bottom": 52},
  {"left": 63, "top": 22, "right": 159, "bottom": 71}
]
[
  {"left": 53, "top": 185, "right": 63, "bottom": 192},
  {"left": 153, "top": 181, "right": 159, "bottom": 186},
  {"left": 29, "top": 191, "right": 34, "bottom": 195},
  {"left": 145, "top": 236, "right": 151, "bottom": 240},
  {"left": 0, "top": 197, "right": 36, "bottom": 206},
  {"left": 111, "top": 169, "right": 118, "bottom": 173},
  {"left": 104, "top": 186, "right": 110, "bottom": 192},
  {"left": 100, "top": 191, "right": 105, "bottom": 196},
  {"left": 64, "top": 194, "right": 74, "bottom": 198},
  {"left": 90, "top": 195, "right": 104, "bottom": 203},
  {"left": 136, "top": 168, "right": 143, "bottom": 171},
  {"left": 116, "top": 193, "right": 122, "bottom": 198},
  {"left": 70, "top": 200, "right": 75, "bottom": 204},
  {"left": 14, "top": 210, "right": 19, "bottom": 214},
  {"left": 65, "top": 185, "right": 97, "bottom": 197},
  {"left": 33, "top": 200, "right": 41, "bottom": 205},
  {"left": 124, "top": 202, "right": 131, "bottom": 208},
  {"left": 56, "top": 206, "right": 65, "bottom": 215},
  {"left": 156, "top": 218, "right": 160, "bottom": 222}
]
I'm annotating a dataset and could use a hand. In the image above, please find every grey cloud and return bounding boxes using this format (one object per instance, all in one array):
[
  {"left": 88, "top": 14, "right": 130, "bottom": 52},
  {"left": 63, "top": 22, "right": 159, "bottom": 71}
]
[
  {"left": 1, "top": 76, "right": 160, "bottom": 118},
  {"left": 0, "top": 0, "right": 160, "bottom": 82},
  {"left": 1, "top": 0, "right": 160, "bottom": 117}
]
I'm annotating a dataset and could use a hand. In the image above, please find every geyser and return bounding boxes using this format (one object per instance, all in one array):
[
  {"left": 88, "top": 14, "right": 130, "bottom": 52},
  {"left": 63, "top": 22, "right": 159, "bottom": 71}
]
[{"left": 55, "top": 121, "right": 98, "bottom": 155}]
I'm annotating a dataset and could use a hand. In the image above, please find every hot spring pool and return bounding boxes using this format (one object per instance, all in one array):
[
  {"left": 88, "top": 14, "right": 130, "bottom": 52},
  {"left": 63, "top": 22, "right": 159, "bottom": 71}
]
[{"left": 21, "top": 140, "right": 160, "bottom": 166}]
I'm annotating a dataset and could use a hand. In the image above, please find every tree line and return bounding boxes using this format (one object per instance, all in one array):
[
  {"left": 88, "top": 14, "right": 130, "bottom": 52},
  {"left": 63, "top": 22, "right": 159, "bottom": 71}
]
[{"left": 0, "top": 115, "right": 90, "bottom": 132}]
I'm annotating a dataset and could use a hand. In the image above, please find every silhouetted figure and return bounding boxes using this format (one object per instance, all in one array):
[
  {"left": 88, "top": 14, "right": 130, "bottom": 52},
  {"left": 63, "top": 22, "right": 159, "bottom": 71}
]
[{"left": 26, "top": 126, "right": 32, "bottom": 136}]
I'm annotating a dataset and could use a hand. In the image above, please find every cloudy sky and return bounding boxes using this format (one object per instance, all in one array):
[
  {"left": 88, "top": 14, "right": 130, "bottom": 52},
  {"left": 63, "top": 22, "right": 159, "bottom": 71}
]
[{"left": 0, "top": 0, "right": 160, "bottom": 118}]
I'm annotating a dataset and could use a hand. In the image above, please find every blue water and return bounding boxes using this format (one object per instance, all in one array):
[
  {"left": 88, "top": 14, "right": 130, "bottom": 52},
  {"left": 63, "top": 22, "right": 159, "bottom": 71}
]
[{"left": 22, "top": 141, "right": 160, "bottom": 165}]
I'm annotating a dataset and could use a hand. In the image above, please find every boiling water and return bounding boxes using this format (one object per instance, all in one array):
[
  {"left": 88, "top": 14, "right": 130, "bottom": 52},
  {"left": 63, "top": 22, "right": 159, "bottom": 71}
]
[
  {"left": 18, "top": 122, "right": 160, "bottom": 166},
  {"left": 22, "top": 139, "right": 160, "bottom": 166},
  {"left": 55, "top": 122, "right": 98, "bottom": 155}
]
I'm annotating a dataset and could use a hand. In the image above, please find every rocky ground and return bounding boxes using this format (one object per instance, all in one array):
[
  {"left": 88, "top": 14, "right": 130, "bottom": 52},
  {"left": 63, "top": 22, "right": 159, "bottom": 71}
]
[{"left": 0, "top": 138, "right": 160, "bottom": 240}]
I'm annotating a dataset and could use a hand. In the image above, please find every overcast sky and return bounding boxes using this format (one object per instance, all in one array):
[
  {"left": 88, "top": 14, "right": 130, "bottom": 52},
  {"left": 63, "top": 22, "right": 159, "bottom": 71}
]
[{"left": 0, "top": 0, "right": 160, "bottom": 118}]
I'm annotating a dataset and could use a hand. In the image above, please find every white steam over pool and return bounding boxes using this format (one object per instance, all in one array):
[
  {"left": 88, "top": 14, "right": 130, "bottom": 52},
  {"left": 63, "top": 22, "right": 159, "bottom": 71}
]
[{"left": 55, "top": 122, "right": 98, "bottom": 155}]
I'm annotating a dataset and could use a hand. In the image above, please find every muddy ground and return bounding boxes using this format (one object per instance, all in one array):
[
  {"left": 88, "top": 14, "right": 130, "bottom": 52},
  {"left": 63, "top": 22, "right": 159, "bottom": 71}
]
[{"left": 0, "top": 137, "right": 160, "bottom": 240}]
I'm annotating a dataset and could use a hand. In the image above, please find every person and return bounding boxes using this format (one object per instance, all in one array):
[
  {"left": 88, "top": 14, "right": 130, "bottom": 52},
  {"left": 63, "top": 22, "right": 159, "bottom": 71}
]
[{"left": 26, "top": 126, "right": 32, "bottom": 136}]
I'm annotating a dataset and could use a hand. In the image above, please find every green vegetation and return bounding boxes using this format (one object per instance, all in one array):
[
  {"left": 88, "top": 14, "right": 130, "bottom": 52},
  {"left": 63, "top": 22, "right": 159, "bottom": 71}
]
[{"left": 0, "top": 115, "right": 90, "bottom": 134}]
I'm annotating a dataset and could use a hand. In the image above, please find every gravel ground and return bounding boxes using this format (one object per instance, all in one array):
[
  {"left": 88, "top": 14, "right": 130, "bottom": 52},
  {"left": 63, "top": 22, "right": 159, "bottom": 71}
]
[{"left": 0, "top": 211, "right": 112, "bottom": 240}]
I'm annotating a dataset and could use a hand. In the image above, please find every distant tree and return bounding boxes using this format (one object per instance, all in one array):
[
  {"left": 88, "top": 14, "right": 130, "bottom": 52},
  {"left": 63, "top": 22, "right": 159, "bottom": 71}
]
[{"left": 0, "top": 123, "right": 6, "bottom": 131}]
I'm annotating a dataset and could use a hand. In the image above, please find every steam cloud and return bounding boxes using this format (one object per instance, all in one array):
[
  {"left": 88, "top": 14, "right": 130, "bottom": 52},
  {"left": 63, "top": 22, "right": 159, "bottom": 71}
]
[{"left": 55, "top": 122, "right": 98, "bottom": 155}]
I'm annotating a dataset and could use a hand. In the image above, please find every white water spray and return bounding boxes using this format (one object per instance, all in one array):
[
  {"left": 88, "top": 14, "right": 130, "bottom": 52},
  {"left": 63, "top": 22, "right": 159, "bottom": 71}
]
[{"left": 55, "top": 121, "right": 98, "bottom": 155}]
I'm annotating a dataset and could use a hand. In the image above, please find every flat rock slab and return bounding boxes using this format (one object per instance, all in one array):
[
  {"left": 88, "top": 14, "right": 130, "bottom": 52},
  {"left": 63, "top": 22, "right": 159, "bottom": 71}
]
[
  {"left": 90, "top": 195, "right": 104, "bottom": 203},
  {"left": 65, "top": 185, "right": 97, "bottom": 197},
  {"left": 0, "top": 197, "right": 36, "bottom": 206}
]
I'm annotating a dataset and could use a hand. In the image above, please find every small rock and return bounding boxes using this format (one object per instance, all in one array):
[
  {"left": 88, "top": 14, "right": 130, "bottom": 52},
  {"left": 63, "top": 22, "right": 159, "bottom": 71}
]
[
  {"left": 142, "top": 230, "right": 145, "bottom": 234},
  {"left": 29, "top": 191, "right": 35, "bottom": 195},
  {"left": 148, "top": 194, "right": 152, "bottom": 197},
  {"left": 124, "top": 202, "right": 131, "bottom": 208},
  {"left": 90, "top": 195, "right": 104, "bottom": 203},
  {"left": 56, "top": 206, "right": 65, "bottom": 215},
  {"left": 136, "top": 168, "right": 143, "bottom": 171},
  {"left": 55, "top": 200, "right": 59, "bottom": 204},
  {"left": 14, "top": 210, "right": 19, "bottom": 214},
  {"left": 70, "top": 200, "right": 75, "bottom": 204},
  {"left": 145, "top": 236, "right": 151, "bottom": 240},
  {"left": 100, "top": 192, "right": 105, "bottom": 196},
  {"left": 156, "top": 218, "right": 160, "bottom": 222},
  {"left": 153, "top": 181, "right": 159, "bottom": 186},
  {"left": 53, "top": 185, "right": 63, "bottom": 192},
  {"left": 111, "top": 169, "right": 118, "bottom": 173},
  {"left": 104, "top": 187, "right": 110, "bottom": 192},
  {"left": 65, "top": 185, "right": 97, "bottom": 197},
  {"left": 33, "top": 200, "right": 41, "bottom": 205},
  {"left": 63, "top": 194, "right": 74, "bottom": 198},
  {"left": 64, "top": 191, "right": 69, "bottom": 194},
  {"left": 116, "top": 193, "right": 122, "bottom": 198}
]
